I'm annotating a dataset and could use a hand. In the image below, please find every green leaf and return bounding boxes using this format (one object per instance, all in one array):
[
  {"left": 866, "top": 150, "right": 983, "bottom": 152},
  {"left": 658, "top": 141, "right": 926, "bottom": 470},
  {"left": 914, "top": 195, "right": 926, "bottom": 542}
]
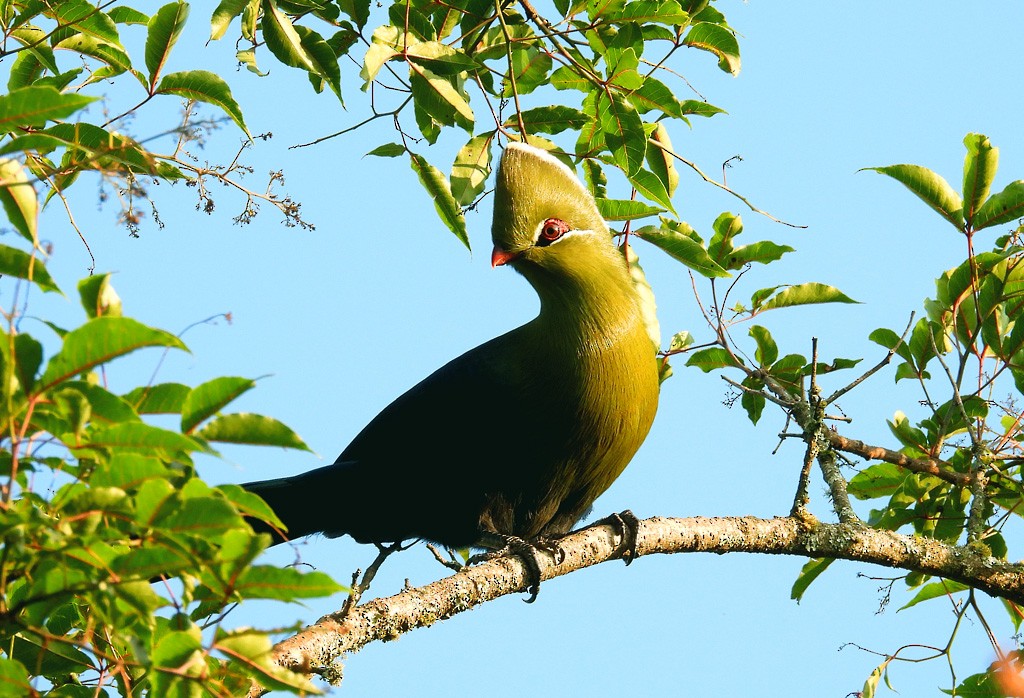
[
  {"left": 940, "top": 671, "right": 1001, "bottom": 697},
  {"left": 37, "top": 317, "right": 188, "bottom": 394},
  {"left": 899, "top": 579, "right": 969, "bottom": 611},
  {"left": 210, "top": 0, "right": 248, "bottom": 40},
  {"left": 62, "top": 381, "right": 140, "bottom": 424},
  {"left": 757, "top": 283, "right": 859, "bottom": 311},
  {"left": 409, "top": 64, "right": 474, "bottom": 131},
  {"left": 608, "top": 0, "right": 689, "bottom": 24},
  {"left": 406, "top": 41, "right": 478, "bottom": 75},
  {"left": 450, "top": 133, "right": 492, "bottom": 205},
  {"left": 0, "top": 657, "right": 33, "bottom": 695},
  {"left": 974, "top": 180, "right": 1024, "bottom": 231},
  {"left": 627, "top": 167, "right": 675, "bottom": 213},
  {"left": 52, "top": 33, "right": 134, "bottom": 82},
  {"left": 868, "top": 327, "right": 912, "bottom": 362},
  {"left": 504, "top": 46, "right": 552, "bottom": 97},
  {"left": 749, "top": 325, "right": 777, "bottom": 365},
  {"left": 0, "top": 159, "right": 37, "bottom": 243},
  {"left": 864, "top": 164, "right": 964, "bottom": 229},
  {"left": 156, "top": 71, "right": 250, "bottom": 137},
  {"left": 294, "top": 24, "right": 343, "bottom": 101},
  {"left": 1, "top": 123, "right": 172, "bottom": 178},
  {"left": 197, "top": 413, "right": 311, "bottom": 450},
  {"left": 647, "top": 122, "right": 679, "bottom": 197},
  {"left": 708, "top": 211, "right": 741, "bottom": 263},
  {"left": 598, "top": 91, "right": 645, "bottom": 175},
  {"left": 962, "top": 133, "right": 998, "bottom": 226},
  {"left": 634, "top": 224, "right": 728, "bottom": 277},
  {"left": 725, "top": 240, "right": 794, "bottom": 268},
  {"left": 78, "top": 273, "right": 121, "bottom": 317},
  {"left": 366, "top": 143, "right": 405, "bottom": 158},
  {"left": 54, "top": 0, "right": 122, "bottom": 44},
  {"left": 679, "top": 99, "right": 726, "bottom": 118},
  {"left": 12, "top": 333, "right": 42, "bottom": 394},
  {"left": 409, "top": 153, "right": 469, "bottom": 249},
  {"left": 7, "top": 52, "right": 45, "bottom": 92},
  {"left": 145, "top": 2, "right": 190, "bottom": 87},
  {"left": 122, "top": 382, "right": 191, "bottom": 414},
  {"left": 260, "top": 0, "right": 314, "bottom": 71},
  {"left": 110, "top": 7, "right": 151, "bottom": 25},
  {"left": 631, "top": 77, "right": 682, "bottom": 117},
  {"left": 0, "top": 85, "right": 95, "bottom": 131},
  {"left": 0, "top": 245, "right": 58, "bottom": 293},
  {"left": 157, "top": 484, "right": 246, "bottom": 527},
  {"left": 595, "top": 198, "right": 663, "bottom": 221},
  {"left": 230, "top": 565, "right": 344, "bottom": 601},
  {"left": 791, "top": 558, "right": 834, "bottom": 602},
  {"left": 93, "top": 453, "right": 171, "bottom": 489},
  {"left": 861, "top": 659, "right": 892, "bottom": 698},
  {"left": 550, "top": 65, "right": 592, "bottom": 92},
  {"left": 84, "top": 422, "right": 204, "bottom": 457},
  {"left": 583, "top": 158, "right": 607, "bottom": 199},
  {"left": 361, "top": 41, "right": 399, "bottom": 85},
  {"left": 181, "top": 376, "right": 257, "bottom": 433},
  {"left": 683, "top": 22, "right": 740, "bottom": 75},
  {"left": 848, "top": 462, "right": 907, "bottom": 500},
  {"left": 685, "top": 347, "right": 742, "bottom": 372},
  {"left": 10, "top": 27, "right": 60, "bottom": 75},
  {"left": 506, "top": 105, "right": 589, "bottom": 136},
  {"left": 234, "top": 47, "right": 265, "bottom": 75}
]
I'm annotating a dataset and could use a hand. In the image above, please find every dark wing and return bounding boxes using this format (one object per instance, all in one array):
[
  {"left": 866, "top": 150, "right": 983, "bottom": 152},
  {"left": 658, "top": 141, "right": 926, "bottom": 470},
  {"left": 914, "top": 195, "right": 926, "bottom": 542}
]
[{"left": 251, "top": 327, "right": 572, "bottom": 548}]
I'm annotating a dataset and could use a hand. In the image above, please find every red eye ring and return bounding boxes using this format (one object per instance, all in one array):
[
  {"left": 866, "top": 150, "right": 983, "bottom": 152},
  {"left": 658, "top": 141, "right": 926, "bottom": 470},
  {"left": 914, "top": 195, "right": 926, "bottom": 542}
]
[{"left": 540, "top": 218, "right": 568, "bottom": 243}]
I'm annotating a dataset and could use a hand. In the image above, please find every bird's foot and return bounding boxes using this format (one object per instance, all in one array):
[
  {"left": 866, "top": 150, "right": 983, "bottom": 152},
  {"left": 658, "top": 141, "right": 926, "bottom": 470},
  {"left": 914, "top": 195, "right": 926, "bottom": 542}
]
[
  {"left": 470, "top": 534, "right": 564, "bottom": 603},
  {"left": 594, "top": 509, "right": 641, "bottom": 566}
]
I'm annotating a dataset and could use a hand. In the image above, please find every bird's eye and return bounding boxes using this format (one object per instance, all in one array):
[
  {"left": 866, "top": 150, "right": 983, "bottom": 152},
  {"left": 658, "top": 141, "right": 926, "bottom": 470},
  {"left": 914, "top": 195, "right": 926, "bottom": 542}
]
[{"left": 537, "top": 218, "right": 569, "bottom": 246}]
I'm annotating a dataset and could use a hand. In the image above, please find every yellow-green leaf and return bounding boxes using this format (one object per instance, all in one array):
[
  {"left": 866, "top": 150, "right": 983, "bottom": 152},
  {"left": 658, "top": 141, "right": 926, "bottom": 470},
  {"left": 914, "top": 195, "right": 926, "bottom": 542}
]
[
  {"left": 410, "top": 152, "right": 469, "bottom": 249},
  {"left": 864, "top": 164, "right": 964, "bottom": 229},
  {"left": 962, "top": 133, "right": 998, "bottom": 226},
  {"left": 0, "top": 158, "right": 37, "bottom": 243}
]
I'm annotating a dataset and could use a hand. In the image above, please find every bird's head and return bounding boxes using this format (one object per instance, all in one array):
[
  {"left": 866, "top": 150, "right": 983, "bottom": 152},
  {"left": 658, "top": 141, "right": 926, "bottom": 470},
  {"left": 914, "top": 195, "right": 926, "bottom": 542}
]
[{"left": 490, "top": 143, "right": 626, "bottom": 303}]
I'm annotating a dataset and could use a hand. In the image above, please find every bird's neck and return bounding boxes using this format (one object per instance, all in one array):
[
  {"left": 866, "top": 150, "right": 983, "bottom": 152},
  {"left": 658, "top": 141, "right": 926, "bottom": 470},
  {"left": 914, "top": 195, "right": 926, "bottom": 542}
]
[{"left": 530, "top": 265, "right": 643, "bottom": 353}]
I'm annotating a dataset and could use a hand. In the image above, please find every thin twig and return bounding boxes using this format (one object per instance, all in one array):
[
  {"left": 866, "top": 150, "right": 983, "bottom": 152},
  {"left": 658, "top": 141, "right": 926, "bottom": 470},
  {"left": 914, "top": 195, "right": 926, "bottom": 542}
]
[
  {"left": 826, "top": 312, "right": 915, "bottom": 404},
  {"left": 720, "top": 374, "right": 791, "bottom": 408},
  {"left": 648, "top": 138, "right": 806, "bottom": 228}
]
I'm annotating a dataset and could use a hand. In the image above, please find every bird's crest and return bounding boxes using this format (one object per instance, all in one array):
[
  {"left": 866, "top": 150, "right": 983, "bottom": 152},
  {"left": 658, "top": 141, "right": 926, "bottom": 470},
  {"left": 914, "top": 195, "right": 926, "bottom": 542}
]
[{"left": 491, "top": 143, "right": 607, "bottom": 254}]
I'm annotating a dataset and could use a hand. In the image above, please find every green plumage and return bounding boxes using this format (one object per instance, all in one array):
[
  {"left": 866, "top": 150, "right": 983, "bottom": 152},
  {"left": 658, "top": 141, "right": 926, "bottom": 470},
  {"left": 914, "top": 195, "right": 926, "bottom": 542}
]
[{"left": 244, "top": 143, "right": 660, "bottom": 548}]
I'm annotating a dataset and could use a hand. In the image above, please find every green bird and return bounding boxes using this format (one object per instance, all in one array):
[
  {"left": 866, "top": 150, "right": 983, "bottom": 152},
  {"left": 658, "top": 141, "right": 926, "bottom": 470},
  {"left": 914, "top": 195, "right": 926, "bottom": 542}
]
[{"left": 244, "top": 142, "right": 660, "bottom": 578}]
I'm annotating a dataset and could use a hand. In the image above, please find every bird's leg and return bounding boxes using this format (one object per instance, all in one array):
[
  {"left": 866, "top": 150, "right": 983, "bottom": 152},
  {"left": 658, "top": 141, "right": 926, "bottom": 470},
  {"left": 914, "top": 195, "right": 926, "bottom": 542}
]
[
  {"left": 469, "top": 532, "right": 565, "bottom": 603},
  {"left": 592, "top": 509, "right": 642, "bottom": 566}
]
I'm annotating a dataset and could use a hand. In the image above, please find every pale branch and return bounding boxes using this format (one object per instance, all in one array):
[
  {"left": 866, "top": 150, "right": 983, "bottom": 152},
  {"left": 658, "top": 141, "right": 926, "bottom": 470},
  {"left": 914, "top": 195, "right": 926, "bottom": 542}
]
[
  {"left": 248, "top": 514, "right": 1024, "bottom": 696},
  {"left": 791, "top": 436, "right": 817, "bottom": 517},
  {"left": 827, "top": 432, "right": 969, "bottom": 487},
  {"left": 818, "top": 446, "right": 861, "bottom": 524}
]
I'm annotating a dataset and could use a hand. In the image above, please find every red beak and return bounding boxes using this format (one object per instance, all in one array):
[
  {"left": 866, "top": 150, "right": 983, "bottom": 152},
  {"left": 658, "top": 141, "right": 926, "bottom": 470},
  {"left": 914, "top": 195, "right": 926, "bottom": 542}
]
[{"left": 491, "top": 246, "right": 519, "bottom": 268}]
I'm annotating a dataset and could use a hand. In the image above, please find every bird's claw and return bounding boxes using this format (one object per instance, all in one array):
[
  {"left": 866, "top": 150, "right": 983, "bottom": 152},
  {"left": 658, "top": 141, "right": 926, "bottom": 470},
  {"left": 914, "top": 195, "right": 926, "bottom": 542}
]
[
  {"left": 596, "top": 509, "right": 641, "bottom": 566},
  {"left": 470, "top": 534, "right": 564, "bottom": 603}
]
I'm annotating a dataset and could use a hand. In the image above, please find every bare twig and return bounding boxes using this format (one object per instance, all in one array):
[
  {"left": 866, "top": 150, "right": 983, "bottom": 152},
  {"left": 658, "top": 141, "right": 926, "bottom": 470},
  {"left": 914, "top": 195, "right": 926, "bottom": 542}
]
[
  {"left": 825, "top": 312, "right": 915, "bottom": 404},
  {"left": 648, "top": 138, "right": 807, "bottom": 228}
]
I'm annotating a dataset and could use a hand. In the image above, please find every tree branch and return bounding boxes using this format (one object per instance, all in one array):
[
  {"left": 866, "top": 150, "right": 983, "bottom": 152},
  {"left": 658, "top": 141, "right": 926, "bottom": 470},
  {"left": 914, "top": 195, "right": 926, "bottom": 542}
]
[
  {"left": 248, "top": 514, "right": 1024, "bottom": 695},
  {"left": 827, "top": 432, "right": 969, "bottom": 487}
]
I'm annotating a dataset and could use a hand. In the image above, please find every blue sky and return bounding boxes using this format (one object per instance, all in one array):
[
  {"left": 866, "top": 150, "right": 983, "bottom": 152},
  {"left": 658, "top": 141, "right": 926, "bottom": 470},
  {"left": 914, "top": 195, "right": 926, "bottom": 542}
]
[{"left": 24, "top": 1, "right": 1024, "bottom": 695}]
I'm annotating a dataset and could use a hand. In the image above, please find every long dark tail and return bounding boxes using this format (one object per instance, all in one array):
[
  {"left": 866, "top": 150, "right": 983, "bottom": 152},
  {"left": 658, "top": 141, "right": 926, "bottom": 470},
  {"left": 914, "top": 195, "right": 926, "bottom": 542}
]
[{"left": 242, "top": 464, "right": 342, "bottom": 545}]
